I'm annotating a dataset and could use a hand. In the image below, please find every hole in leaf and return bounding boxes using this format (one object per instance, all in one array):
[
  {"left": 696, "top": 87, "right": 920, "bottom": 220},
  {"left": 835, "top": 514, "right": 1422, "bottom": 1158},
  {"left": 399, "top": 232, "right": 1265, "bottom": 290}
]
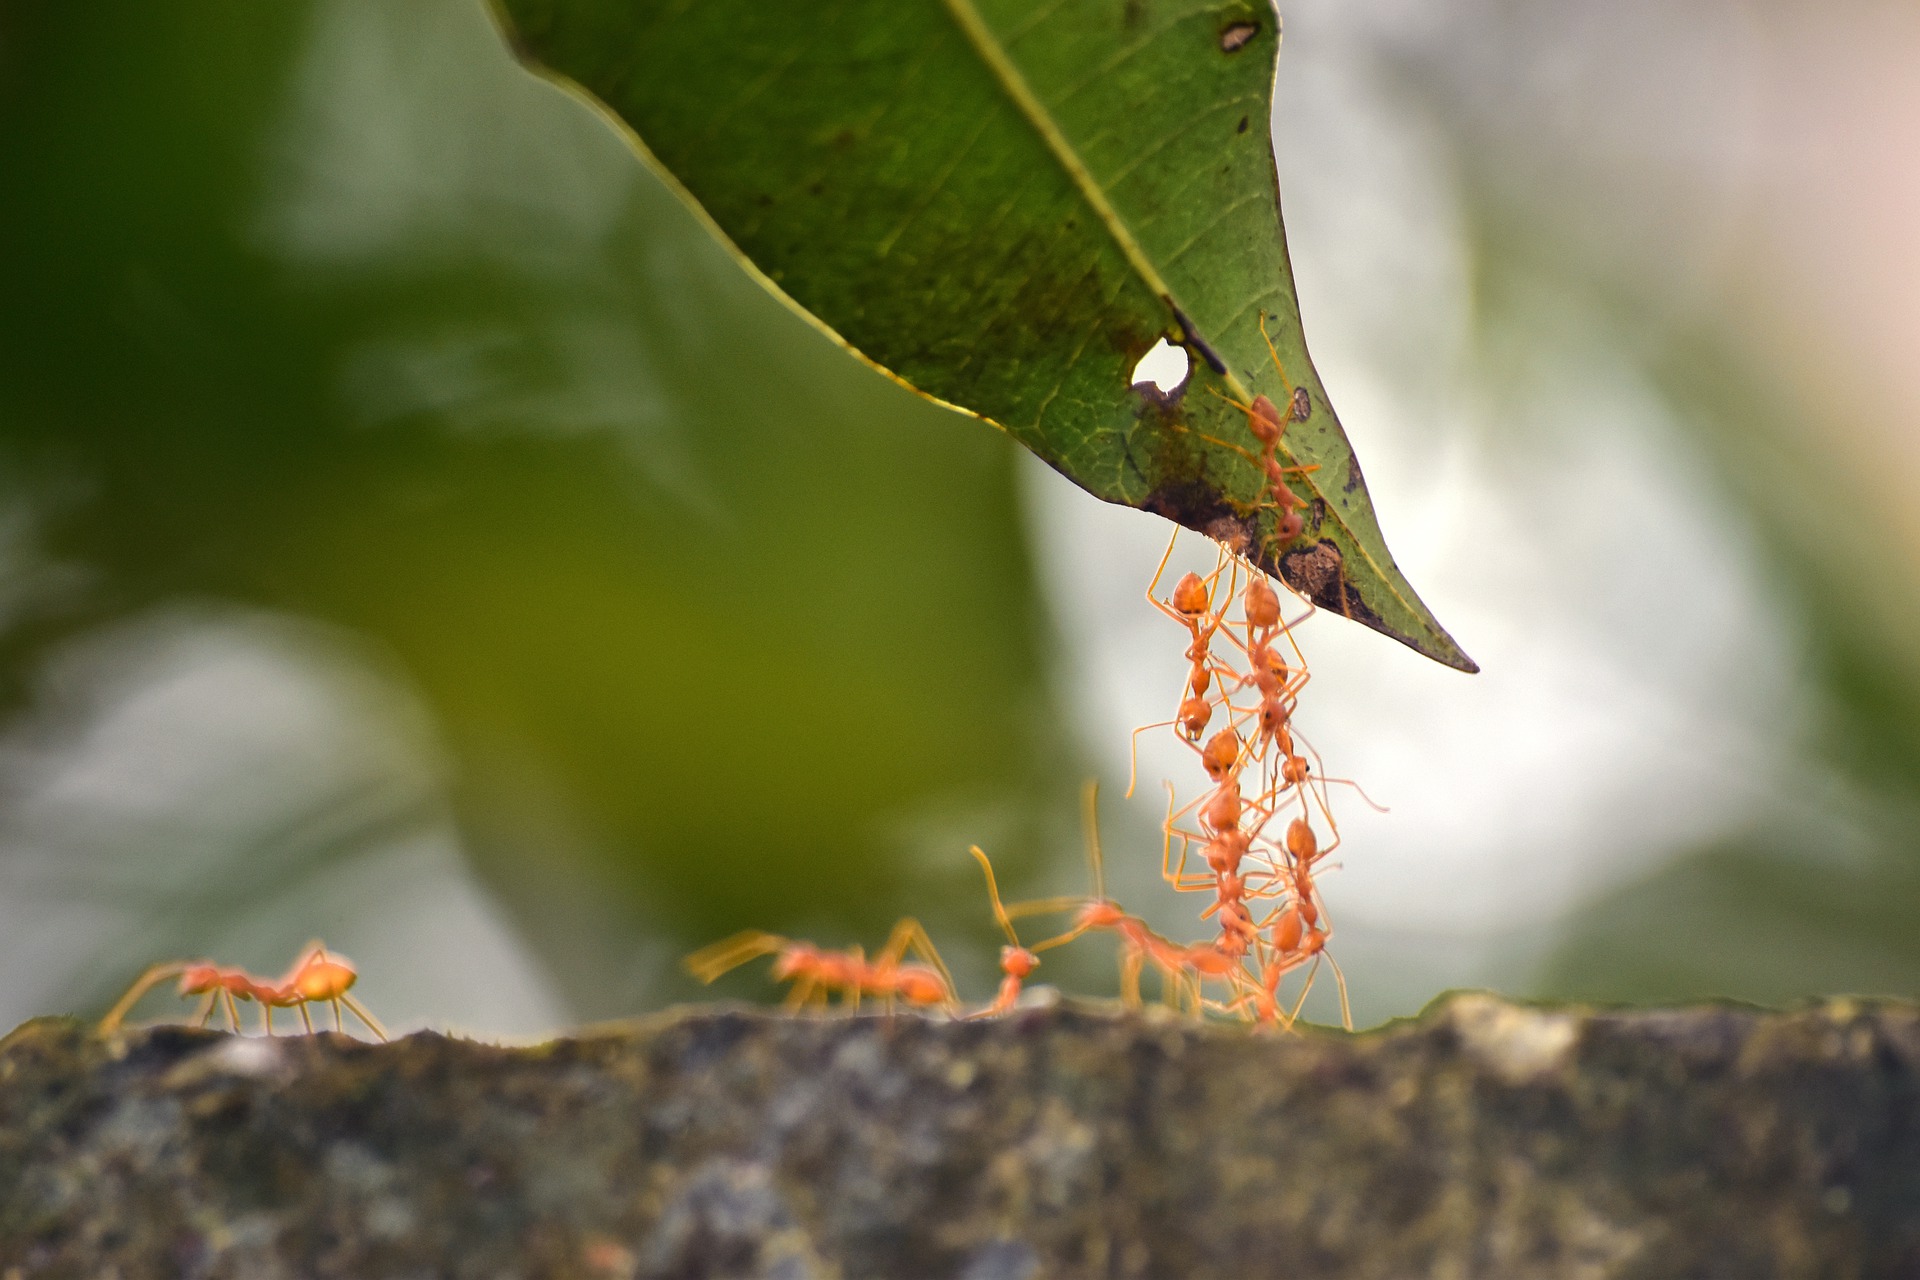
[{"left": 1130, "top": 339, "right": 1190, "bottom": 396}]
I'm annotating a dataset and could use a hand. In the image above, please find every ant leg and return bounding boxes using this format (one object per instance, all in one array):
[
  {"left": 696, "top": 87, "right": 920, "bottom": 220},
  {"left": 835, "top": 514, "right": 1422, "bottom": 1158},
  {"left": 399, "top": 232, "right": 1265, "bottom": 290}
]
[
  {"left": 222, "top": 990, "right": 242, "bottom": 1033},
  {"left": 261, "top": 1004, "right": 275, "bottom": 1036},
  {"left": 340, "top": 995, "right": 388, "bottom": 1041},
  {"left": 1325, "top": 953, "right": 1353, "bottom": 1032},
  {"left": 297, "top": 1001, "right": 315, "bottom": 1034},
  {"left": 1161, "top": 783, "right": 1201, "bottom": 888},
  {"left": 97, "top": 960, "right": 190, "bottom": 1035},
  {"left": 1003, "top": 895, "right": 1092, "bottom": 923},
  {"left": 1292, "top": 733, "right": 1389, "bottom": 815},
  {"left": 1159, "top": 967, "right": 1182, "bottom": 1011},
  {"left": 1119, "top": 948, "right": 1143, "bottom": 1008},
  {"left": 781, "top": 977, "right": 817, "bottom": 1011},
  {"left": 684, "top": 932, "right": 789, "bottom": 984},
  {"left": 1081, "top": 780, "right": 1107, "bottom": 902},
  {"left": 1128, "top": 718, "right": 1184, "bottom": 798},
  {"left": 1144, "top": 525, "right": 1181, "bottom": 606},
  {"left": 844, "top": 945, "right": 866, "bottom": 1013},
  {"left": 1284, "top": 955, "right": 1324, "bottom": 1031},
  {"left": 1255, "top": 313, "right": 1296, "bottom": 398},
  {"left": 192, "top": 993, "right": 218, "bottom": 1028}
]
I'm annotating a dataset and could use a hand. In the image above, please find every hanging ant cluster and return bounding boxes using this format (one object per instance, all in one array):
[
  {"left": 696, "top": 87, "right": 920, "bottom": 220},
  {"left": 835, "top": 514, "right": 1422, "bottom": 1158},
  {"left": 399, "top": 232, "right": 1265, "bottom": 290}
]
[
  {"left": 688, "top": 318, "right": 1378, "bottom": 1030},
  {"left": 1126, "top": 534, "right": 1376, "bottom": 1027}
]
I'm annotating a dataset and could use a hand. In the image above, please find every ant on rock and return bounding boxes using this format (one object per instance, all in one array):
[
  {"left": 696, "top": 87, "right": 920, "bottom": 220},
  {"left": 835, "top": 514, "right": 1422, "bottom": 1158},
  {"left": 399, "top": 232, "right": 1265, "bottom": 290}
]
[{"left": 98, "top": 940, "right": 388, "bottom": 1040}]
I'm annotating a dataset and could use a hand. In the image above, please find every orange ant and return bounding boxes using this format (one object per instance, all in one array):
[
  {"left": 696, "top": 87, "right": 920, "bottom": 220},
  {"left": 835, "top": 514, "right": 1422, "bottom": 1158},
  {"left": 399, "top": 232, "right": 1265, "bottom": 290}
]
[
  {"left": 685, "top": 919, "right": 958, "bottom": 1013},
  {"left": 1193, "top": 314, "right": 1323, "bottom": 552},
  {"left": 98, "top": 942, "right": 387, "bottom": 1040},
  {"left": 1255, "top": 825, "right": 1353, "bottom": 1031}
]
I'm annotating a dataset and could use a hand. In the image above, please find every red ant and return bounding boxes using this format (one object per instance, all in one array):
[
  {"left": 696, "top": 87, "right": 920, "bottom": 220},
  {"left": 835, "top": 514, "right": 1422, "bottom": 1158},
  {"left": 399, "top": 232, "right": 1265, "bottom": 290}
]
[
  {"left": 685, "top": 919, "right": 957, "bottom": 1013},
  {"left": 1194, "top": 314, "right": 1322, "bottom": 552},
  {"left": 97, "top": 941, "right": 387, "bottom": 1040},
  {"left": 1231, "top": 816, "right": 1352, "bottom": 1031}
]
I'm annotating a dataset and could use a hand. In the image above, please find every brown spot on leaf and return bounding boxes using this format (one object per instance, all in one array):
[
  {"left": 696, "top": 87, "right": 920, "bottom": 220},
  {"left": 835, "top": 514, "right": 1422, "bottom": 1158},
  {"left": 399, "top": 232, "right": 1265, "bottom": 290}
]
[
  {"left": 1205, "top": 517, "right": 1252, "bottom": 555},
  {"left": 1237, "top": 116, "right": 1250, "bottom": 134},
  {"left": 1220, "top": 22, "right": 1259, "bottom": 53},
  {"left": 1344, "top": 454, "right": 1363, "bottom": 495},
  {"left": 1143, "top": 480, "right": 1257, "bottom": 554},
  {"left": 1307, "top": 498, "right": 1327, "bottom": 532},
  {"left": 1289, "top": 387, "right": 1312, "bottom": 423},
  {"left": 1132, "top": 377, "right": 1189, "bottom": 412},
  {"left": 1278, "top": 539, "right": 1383, "bottom": 630}
]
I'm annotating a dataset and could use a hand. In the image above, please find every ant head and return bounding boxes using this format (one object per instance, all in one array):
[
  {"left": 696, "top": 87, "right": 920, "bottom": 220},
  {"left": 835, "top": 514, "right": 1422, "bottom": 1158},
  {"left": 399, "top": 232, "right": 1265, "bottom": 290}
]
[
  {"left": 1282, "top": 755, "right": 1310, "bottom": 786},
  {"left": 1274, "top": 511, "right": 1305, "bottom": 545},
  {"left": 770, "top": 943, "right": 820, "bottom": 981},
  {"left": 1200, "top": 730, "right": 1241, "bottom": 781},
  {"left": 1244, "top": 577, "right": 1281, "bottom": 629},
  {"left": 1247, "top": 395, "right": 1282, "bottom": 447},
  {"left": 1000, "top": 946, "right": 1038, "bottom": 979},
  {"left": 1177, "top": 696, "right": 1211, "bottom": 741},
  {"left": 1259, "top": 697, "right": 1291, "bottom": 735},
  {"left": 1170, "top": 572, "right": 1210, "bottom": 618},
  {"left": 1081, "top": 900, "right": 1126, "bottom": 930}
]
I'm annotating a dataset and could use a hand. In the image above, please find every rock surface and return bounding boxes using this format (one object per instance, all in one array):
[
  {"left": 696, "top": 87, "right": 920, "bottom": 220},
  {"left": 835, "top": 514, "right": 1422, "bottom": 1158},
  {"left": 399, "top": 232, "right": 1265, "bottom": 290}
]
[{"left": 3, "top": 994, "right": 1919, "bottom": 1278}]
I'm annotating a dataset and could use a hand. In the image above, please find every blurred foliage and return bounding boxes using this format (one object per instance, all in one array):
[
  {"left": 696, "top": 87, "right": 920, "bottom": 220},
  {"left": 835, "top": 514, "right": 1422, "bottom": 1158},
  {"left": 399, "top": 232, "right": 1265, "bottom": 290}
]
[
  {"left": 0, "top": 0, "right": 1913, "bottom": 1028},
  {"left": 0, "top": 0, "right": 1079, "bottom": 1019},
  {"left": 493, "top": 0, "right": 1474, "bottom": 671},
  {"left": 1443, "top": 108, "right": 1920, "bottom": 1006}
]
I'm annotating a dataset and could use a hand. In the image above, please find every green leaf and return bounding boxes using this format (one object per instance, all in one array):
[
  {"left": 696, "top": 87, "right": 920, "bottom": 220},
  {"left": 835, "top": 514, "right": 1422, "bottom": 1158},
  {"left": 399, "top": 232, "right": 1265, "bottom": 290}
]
[{"left": 489, "top": 0, "right": 1476, "bottom": 671}]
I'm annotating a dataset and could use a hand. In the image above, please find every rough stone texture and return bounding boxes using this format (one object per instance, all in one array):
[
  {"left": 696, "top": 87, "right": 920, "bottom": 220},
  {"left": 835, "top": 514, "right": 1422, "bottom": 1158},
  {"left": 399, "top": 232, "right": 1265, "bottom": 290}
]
[{"left": 3, "top": 993, "right": 1919, "bottom": 1278}]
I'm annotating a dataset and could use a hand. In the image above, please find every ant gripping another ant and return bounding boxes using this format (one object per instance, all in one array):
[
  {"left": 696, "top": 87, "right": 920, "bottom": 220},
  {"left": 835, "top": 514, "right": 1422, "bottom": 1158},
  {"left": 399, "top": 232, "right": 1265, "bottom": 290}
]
[{"left": 98, "top": 941, "right": 388, "bottom": 1040}]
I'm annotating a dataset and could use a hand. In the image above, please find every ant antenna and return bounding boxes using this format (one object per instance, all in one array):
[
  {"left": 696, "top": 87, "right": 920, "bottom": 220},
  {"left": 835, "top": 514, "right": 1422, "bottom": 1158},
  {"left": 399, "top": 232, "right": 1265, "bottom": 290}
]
[
  {"left": 1081, "top": 779, "right": 1105, "bottom": 902},
  {"left": 97, "top": 960, "right": 189, "bottom": 1035},
  {"left": 970, "top": 846, "right": 1021, "bottom": 947}
]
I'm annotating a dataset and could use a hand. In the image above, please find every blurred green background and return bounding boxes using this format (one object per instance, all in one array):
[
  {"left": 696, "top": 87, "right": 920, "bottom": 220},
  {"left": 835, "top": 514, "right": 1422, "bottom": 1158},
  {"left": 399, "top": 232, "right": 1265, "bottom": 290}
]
[{"left": 1, "top": 0, "right": 1915, "bottom": 1036}]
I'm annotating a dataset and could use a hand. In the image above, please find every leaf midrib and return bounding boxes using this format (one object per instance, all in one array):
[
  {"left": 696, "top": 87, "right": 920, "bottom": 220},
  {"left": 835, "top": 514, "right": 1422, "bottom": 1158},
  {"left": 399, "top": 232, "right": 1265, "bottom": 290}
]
[{"left": 936, "top": 0, "right": 1424, "bottom": 626}]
